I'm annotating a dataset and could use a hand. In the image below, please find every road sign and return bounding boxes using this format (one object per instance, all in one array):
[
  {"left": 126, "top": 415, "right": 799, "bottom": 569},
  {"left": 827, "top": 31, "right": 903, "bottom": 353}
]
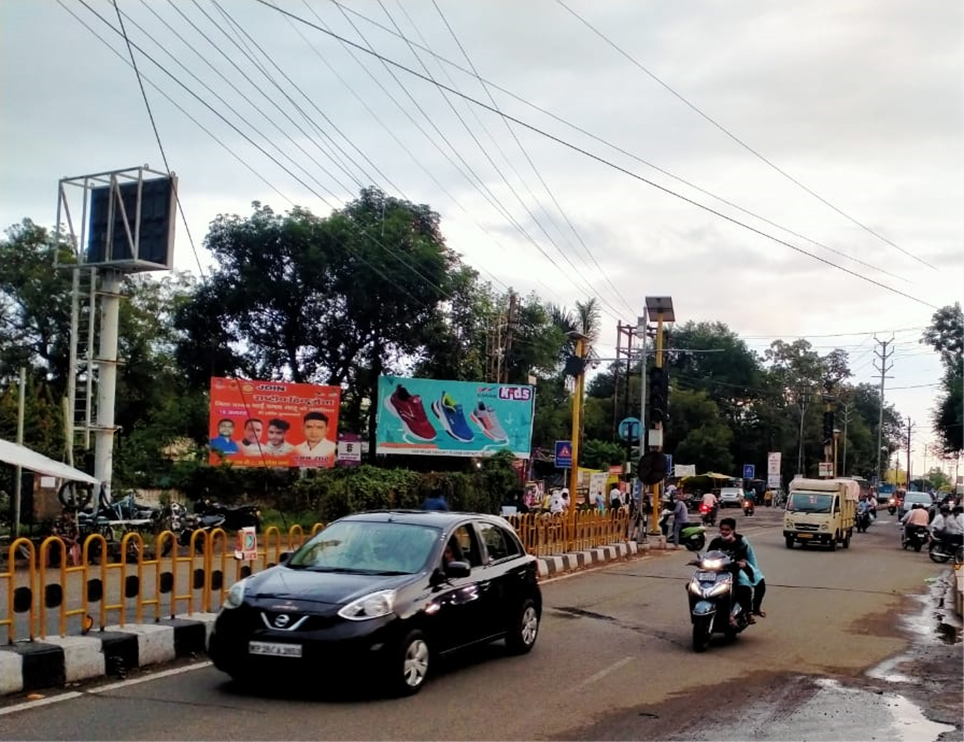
[
  {"left": 767, "top": 474, "right": 781, "bottom": 488},
  {"left": 743, "top": 464, "right": 755, "bottom": 480},
  {"left": 555, "top": 440, "right": 572, "bottom": 469},
  {"left": 767, "top": 452, "right": 781, "bottom": 475},
  {"left": 665, "top": 454, "right": 673, "bottom": 477},
  {"left": 235, "top": 526, "right": 257, "bottom": 562},
  {"left": 618, "top": 417, "right": 641, "bottom": 442}
]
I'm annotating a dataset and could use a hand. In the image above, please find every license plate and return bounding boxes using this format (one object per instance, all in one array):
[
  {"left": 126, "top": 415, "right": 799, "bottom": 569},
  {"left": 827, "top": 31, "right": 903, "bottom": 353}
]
[
  {"left": 248, "top": 641, "right": 302, "bottom": 658},
  {"left": 797, "top": 533, "right": 813, "bottom": 539},
  {"left": 696, "top": 571, "right": 718, "bottom": 581}
]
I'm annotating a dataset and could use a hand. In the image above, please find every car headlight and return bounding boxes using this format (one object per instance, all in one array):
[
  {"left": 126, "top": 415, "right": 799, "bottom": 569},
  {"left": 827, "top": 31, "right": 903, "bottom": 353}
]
[
  {"left": 337, "top": 589, "right": 397, "bottom": 621},
  {"left": 222, "top": 579, "right": 247, "bottom": 610},
  {"left": 820, "top": 524, "right": 829, "bottom": 530}
]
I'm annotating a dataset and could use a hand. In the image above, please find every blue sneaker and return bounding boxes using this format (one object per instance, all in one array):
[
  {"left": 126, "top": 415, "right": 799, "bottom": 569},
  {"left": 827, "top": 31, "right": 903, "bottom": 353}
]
[{"left": 431, "top": 392, "right": 475, "bottom": 442}]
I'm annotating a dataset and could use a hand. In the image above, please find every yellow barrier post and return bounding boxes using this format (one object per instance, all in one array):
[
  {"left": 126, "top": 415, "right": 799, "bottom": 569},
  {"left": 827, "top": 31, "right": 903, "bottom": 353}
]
[
  {"left": 205, "top": 527, "right": 228, "bottom": 613},
  {"left": 150, "top": 531, "right": 177, "bottom": 623},
  {"left": 3, "top": 538, "right": 37, "bottom": 643},
  {"left": 287, "top": 524, "right": 305, "bottom": 552},
  {"left": 261, "top": 526, "right": 282, "bottom": 573}
]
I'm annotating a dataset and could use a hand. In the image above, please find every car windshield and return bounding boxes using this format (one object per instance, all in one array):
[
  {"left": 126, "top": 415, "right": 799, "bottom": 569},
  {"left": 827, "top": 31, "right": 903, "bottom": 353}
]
[
  {"left": 904, "top": 494, "right": 931, "bottom": 506},
  {"left": 787, "top": 493, "right": 833, "bottom": 513},
  {"left": 288, "top": 521, "right": 441, "bottom": 574}
]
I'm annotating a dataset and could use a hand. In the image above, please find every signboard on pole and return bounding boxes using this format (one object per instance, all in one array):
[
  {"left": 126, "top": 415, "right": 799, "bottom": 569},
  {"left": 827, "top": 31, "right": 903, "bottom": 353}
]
[
  {"left": 674, "top": 464, "right": 696, "bottom": 478},
  {"left": 818, "top": 462, "right": 833, "bottom": 478},
  {"left": 767, "top": 452, "right": 782, "bottom": 488},
  {"left": 555, "top": 441, "right": 573, "bottom": 469},
  {"left": 743, "top": 464, "right": 756, "bottom": 481},
  {"left": 337, "top": 433, "right": 362, "bottom": 466},
  {"left": 376, "top": 375, "right": 534, "bottom": 458},
  {"left": 236, "top": 526, "right": 257, "bottom": 562}
]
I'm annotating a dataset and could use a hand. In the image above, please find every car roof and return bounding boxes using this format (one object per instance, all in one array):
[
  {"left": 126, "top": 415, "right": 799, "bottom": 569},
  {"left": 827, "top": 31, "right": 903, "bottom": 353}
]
[{"left": 336, "top": 510, "right": 512, "bottom": 528}]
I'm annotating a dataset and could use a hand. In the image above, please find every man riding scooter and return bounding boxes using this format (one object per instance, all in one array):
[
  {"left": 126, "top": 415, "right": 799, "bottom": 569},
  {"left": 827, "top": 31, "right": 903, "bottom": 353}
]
[{"left": 700, "top": 490, "right": 719, "bottom": 526}]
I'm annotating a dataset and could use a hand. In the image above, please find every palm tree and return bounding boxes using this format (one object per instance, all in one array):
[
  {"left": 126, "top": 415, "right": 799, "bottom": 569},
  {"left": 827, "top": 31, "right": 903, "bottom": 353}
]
[{"left": 548, "top": 298, "right": 602, "bottom": 364}]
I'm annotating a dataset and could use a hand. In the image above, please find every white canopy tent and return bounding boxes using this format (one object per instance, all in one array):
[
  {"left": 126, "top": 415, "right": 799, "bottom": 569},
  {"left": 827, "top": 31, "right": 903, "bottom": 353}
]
[{"left": 0, "top": 438, "right": 99, "bottom": 484}]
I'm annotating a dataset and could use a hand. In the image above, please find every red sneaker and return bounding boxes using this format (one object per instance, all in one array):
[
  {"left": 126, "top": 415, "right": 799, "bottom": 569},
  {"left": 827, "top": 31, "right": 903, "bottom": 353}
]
[{"left": 385, "top": 385, "right": 437, "bottom": 441}]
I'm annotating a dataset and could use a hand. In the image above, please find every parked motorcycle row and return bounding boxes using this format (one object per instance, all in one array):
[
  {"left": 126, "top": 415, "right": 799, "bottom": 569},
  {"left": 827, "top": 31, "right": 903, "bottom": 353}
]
[{"left": 47, "top": 482, "right": 262, "bottom": 563}]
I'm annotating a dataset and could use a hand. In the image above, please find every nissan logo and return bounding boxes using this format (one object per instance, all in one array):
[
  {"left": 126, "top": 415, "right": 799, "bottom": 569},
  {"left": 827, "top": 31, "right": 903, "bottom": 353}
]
[{"left": 274, "top": 614, "right": 290, "bottom": 628}]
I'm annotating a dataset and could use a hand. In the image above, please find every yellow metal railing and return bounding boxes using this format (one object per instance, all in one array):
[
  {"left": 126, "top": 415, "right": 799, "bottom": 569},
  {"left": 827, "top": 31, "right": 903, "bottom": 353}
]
[{"left": 1, "top": 510, "right": 631, "bottom": 643}]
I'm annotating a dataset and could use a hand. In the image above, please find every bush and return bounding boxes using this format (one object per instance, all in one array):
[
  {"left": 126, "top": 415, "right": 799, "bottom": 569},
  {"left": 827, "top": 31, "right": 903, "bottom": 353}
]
[{"left": 166, "top": 454, "right": 523, "bottom": 523}]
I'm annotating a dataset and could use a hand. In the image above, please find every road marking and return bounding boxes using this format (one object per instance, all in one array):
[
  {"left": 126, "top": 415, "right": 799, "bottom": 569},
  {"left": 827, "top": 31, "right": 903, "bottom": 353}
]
[
  {"left": 0, "top": 692, "right": 83, "bottom": 717},
  {"left": 0, "top": 661, "right": 213, "bottom": 717},
  {"left": 576, "top": 657, "right": 634, "bottom": 688},
  {"left": 89, "top": 661, "right": 213, "bottom": 694}
]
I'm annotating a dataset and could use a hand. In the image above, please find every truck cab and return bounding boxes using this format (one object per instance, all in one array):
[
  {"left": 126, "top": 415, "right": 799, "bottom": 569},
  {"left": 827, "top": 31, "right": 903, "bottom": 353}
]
[{"left": 783, "top": 478, "right": 858, "bottom": 551}]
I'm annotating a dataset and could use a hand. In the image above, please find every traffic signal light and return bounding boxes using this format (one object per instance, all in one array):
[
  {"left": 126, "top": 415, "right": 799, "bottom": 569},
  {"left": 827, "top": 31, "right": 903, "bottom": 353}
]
[
  {"left": 648, "top": 366, "right": 669, "bottom": 424},
  {"left": 563, "top": 353, "right": 588, "bottom": 377},
  {"left": 822, "top": 411, "right": 834, "bottom": 444}
]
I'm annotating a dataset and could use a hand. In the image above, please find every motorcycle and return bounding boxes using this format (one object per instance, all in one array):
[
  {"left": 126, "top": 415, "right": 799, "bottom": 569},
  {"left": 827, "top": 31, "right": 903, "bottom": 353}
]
[
  {"left": 901, "top": 525, "right": 929, "bottom": 552},
  {"left": 928, "top": 534, "right": 964, "bottom": 565},
  {"left": 699, "top": 502, "right": 717, "bottom": 527},
  {"left": 856, "top": 509, "right": 872, "bottom": 533},
  {"left": 155, "top": 503, "right": 226, "bottom": 556},
  {"left": 685, "top": 550, "right": 751, "bottom": 652},
  {"left": 658, "top": 508, "right": 707, "bottom": 551},
  {"left": 196, "top": 499, "right": 262, "bottom": 531},
  {"left": 742, "top": 498, "right": 755, "bottom": 517},
  {"left": 887, "top": 496, "right": 900, "bottom": 516}
]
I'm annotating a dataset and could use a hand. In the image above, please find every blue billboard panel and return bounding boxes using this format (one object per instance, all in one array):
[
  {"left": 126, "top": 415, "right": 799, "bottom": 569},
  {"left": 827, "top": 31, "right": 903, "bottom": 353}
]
[{"left": 376, "top": 376, "right": 535, "bottom": 458}]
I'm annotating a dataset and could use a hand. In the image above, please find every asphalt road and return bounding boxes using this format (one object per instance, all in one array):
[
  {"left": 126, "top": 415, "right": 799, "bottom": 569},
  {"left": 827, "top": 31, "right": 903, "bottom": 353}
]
[{"left": 1, "top": 506, "right": 958, "bottom": 741}]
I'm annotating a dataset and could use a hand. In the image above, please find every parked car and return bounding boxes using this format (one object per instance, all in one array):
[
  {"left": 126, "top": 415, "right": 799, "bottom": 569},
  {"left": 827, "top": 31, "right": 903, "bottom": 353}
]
[{"left": 208, "top": 510, "right": 542, "bottom": 696}]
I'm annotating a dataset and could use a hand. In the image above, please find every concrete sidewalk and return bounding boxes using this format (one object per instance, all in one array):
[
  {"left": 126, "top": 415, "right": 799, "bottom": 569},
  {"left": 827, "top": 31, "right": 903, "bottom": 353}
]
[{"left": 1, "top": 538, "right": 651, "bottom": 697}]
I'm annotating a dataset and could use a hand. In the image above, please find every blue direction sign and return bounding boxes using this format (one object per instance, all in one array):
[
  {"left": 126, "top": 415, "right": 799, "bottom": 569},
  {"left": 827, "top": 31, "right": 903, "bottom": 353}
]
[
  {"left": 618, "top": 416, "right": 641, "bottom": 442},
  {"left": 555, "top": 440, "right": 573, "bottom": 469},
  {"left": 743, "top": 464, "right": 756, "bottom": 481}
]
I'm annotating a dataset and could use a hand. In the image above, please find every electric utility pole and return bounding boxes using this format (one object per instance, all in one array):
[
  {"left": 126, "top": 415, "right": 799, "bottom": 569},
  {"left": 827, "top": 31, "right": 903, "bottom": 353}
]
[
  {"left": 840, "top": 402, "right": 854, "bottom": 477},
  {"left": 873, "top": 335, "right": 895, "bottom": 484},
  {"left": 796, "top": 388, "right": 811, "bottom": 476},
  {"left": 905, "top": 417, "right": 915, "bottom": 487}
]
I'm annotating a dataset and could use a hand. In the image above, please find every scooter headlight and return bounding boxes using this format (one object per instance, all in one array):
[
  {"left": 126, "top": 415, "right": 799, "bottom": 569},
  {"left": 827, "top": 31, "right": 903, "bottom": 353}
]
[{"left": 706, "top": 582, "right": 729, "bottom": 597}]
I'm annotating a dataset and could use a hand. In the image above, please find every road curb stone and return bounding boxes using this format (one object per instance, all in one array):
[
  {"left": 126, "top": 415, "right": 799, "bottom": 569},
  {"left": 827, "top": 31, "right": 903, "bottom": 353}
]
[{"left": 0, "top": 614, "right": 214, "bottom": 696}]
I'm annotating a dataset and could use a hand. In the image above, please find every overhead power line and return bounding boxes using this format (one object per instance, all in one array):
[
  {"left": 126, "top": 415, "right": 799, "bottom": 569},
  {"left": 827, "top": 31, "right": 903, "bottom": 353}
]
[
  {"left": 110, "top": 0, "right": 204, "bottom": 277},
  {"left": 253, "top": 0, "right": 939, "bottom": 311},
  {"left": 553, "top": 0, "right": 938, "bottom": 273},
  {"left": 318, "top": 0, "right": 916, "bottom": 288}
]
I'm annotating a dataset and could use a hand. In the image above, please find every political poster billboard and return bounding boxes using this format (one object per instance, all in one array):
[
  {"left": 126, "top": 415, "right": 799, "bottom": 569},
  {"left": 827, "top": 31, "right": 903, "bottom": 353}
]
[
  {"left": 208, "top": 377, "right": 341, "bottom": 469},
  {"left": 376, "top": 375, "right": 534, "bottom": 458}
]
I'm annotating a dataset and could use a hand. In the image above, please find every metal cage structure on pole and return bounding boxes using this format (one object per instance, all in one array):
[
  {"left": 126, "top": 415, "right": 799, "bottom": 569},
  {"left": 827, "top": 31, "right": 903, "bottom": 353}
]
[{"left": 54, "top": 165, "right": 177, "bottom": 498}]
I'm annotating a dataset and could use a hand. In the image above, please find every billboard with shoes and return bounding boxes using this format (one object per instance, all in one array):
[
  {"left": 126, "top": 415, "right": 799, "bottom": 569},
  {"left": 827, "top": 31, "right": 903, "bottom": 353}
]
[
  {"left": 376, "top": 375, "right": 534, "bottom": 458},
  {"left": 208, "top": 377, "right": 341, "bottom": 469}
]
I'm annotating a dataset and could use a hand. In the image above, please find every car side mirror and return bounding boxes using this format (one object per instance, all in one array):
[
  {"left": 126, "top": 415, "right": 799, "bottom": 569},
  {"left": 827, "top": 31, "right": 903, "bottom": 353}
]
[
  {"left": 444, "top": 560, "right": 471, "bottom": 578},
  {"left": 279, "top": 551, "right": 292, "bottom": 566}
]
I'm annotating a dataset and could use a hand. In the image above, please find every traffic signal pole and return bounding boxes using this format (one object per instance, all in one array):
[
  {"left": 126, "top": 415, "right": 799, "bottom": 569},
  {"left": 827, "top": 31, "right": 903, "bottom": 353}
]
[
  {"left": 650, "top": 313, "right": 665, "bottom": 528},
  {"left": 568, "top": 336, "right": 586, "bottom": 510}
]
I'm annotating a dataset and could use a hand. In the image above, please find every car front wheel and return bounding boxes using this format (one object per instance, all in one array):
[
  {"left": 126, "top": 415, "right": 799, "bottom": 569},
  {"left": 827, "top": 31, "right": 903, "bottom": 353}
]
[
  {"left": 506, "top": 598, "right": 540, "bottom": 654},
  {"left": 390, "top": 630, "right": 430, "bottom": 696}
]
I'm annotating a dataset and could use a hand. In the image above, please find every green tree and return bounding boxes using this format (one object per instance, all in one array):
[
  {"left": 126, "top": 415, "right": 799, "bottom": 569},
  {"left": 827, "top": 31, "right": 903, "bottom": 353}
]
[{"left": 921, "top": 303, "right": 963, "bottom": 456}]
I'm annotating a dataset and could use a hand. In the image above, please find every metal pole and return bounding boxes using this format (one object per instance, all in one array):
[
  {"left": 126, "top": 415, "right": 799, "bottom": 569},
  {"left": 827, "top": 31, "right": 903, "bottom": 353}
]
[
  {"left": 568, "top": 337, "right": 586, "bottom": 506},
  {"left": 650, "top": 314, "right": 665, "bottom": 535},
  {"left": 12, "top": 367, "right": 26, "bottom": 538},
  {"left": 93, "top": 269, "right": 122, "bottom": 502}
]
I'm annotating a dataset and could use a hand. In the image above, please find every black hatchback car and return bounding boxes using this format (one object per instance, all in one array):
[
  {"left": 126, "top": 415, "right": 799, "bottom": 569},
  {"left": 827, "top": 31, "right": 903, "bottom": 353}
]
[{"left": 208, "top": 510, "right": 542, "bottom": 695}]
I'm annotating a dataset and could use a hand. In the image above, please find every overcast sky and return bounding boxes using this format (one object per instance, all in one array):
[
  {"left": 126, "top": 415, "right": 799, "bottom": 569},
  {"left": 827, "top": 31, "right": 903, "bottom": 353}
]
[{"left": 1, "top": 0, "right": 961, "bottom": 476}]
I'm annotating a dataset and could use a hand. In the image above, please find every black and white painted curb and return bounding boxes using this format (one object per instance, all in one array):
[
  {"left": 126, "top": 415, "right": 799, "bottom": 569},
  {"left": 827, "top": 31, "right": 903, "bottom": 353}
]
[
  {"left": 535, "top": 539, "right": 644, "bottom": 578},
  {"left": 0, "top": 613, "right": 217, "bottom": 696}
]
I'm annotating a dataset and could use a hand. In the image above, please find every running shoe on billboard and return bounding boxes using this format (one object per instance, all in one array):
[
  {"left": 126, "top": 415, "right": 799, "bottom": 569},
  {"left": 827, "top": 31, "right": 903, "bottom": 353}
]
[
  {"left": 385, "top": 384, "right": 436, "bottom": 441},
  {"left": 470, "top": 401, "right": 509, "bottom": 443},
  {"left": 431, "top": 392, "right": 475, "bottom": 442}
]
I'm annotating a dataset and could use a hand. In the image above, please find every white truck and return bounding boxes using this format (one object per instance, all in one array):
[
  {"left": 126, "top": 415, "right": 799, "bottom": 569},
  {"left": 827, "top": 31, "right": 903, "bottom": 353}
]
[{"left": 783, "top": 478, "right": 858, "bottom": 551}]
